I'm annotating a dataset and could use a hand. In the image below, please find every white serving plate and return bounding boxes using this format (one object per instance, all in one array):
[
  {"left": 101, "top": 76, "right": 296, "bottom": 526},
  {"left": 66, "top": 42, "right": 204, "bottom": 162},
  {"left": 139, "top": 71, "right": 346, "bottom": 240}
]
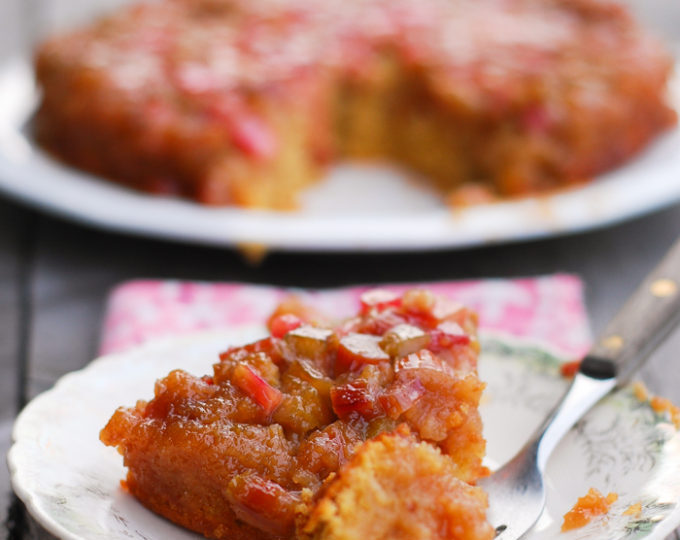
[
  {"left": 8, "top": 328, "right": 680, "bottom": 539},
  {"left": 0, "top": 59, "right": 680, "bottom": 252}
]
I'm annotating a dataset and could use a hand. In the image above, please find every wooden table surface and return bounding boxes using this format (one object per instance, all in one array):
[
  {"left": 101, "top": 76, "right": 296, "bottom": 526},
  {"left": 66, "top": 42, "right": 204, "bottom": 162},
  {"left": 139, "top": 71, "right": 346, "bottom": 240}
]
[
  {"left": 2, "top": 0, "right": 680, "bottom": 538},
  {"left": 2, "top": 197, "right": 680, "bottom": 539}
]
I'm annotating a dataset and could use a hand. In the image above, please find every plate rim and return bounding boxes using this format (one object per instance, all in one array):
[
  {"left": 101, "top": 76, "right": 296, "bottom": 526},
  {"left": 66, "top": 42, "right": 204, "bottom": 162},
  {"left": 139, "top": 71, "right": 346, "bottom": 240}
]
[{"left": 0, "top": 57, "right": 679, "bottom": 252}]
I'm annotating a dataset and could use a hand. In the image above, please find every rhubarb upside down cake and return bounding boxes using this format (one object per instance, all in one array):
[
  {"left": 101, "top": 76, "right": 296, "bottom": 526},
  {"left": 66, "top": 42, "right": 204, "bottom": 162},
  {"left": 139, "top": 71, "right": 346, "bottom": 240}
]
[
  {"left": 100, "top": 289, "right": 495, "bottom": 539},
  {"left": 36, "top": 0, "right": 676, "bottom": 208}
]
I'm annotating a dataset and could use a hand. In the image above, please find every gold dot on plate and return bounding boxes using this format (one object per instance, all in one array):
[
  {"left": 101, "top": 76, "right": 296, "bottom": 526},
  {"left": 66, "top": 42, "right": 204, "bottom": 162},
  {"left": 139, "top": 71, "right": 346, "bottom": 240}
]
[
  {"left": 650, "top": 278, "right": 678, "bottom": 298},
  {"left": 601, "top": 335, "right": 624, "bottom": 352}
]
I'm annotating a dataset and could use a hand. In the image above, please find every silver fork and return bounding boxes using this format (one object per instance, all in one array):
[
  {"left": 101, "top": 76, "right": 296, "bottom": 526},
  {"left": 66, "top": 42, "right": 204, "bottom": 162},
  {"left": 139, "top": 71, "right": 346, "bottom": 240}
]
[{"left": 479, "top": 236, "right": 680, "bottom": 539}]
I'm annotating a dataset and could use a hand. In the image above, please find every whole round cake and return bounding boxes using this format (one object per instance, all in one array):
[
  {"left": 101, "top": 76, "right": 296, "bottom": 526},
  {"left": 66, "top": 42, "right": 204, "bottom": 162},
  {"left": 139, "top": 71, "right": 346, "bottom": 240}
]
[{"left": 35, "top": 0, "right": 676, "bottom": 207}]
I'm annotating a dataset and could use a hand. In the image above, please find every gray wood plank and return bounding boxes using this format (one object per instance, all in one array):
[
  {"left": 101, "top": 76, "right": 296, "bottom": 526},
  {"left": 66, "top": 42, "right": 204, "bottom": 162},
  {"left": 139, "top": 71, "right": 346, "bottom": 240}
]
[
  {"left": 0, "top": 0, "right": 25, "bottom": 60},
  {"left": 24, "top": 215, "right": 248, "bottom": 399},
  {"left": 0, "top": 200, "right": 33, "bottom": 537},
  {"left": 24, "top": 201, "right": 680, "bottom": 399}
]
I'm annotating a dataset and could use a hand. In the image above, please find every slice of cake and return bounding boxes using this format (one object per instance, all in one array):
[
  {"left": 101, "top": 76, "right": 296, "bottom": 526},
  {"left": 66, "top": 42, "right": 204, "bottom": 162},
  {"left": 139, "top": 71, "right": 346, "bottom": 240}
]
[
  {"left": 36, "top": 0, "right": 676, "bottom": 207},
  {"left": 100, "top": 288, "right": 490, "bottom": 539}
]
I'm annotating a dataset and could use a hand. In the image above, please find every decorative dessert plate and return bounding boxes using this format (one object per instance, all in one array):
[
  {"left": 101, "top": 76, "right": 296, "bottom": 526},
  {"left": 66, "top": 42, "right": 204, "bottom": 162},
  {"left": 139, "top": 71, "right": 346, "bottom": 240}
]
[
  {"left": 8, "top": 328, "right": 680, "bottom": 540},
  {"left": 0, "top": 58, "right": 680, "bottom": 252}
]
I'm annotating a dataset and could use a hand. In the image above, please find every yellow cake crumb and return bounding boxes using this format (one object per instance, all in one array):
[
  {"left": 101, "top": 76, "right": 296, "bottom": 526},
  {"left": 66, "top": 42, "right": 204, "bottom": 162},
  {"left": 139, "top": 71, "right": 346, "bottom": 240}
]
[
  {"left": 632, "top": 381, "right": 649, "bottom": 402},
  {"left": 561, "top": 488, "right": 618, "bottom": 532},
  {"left": 623, "top": 503, "right": 642, "bottom": 517},
  {"left": 631, "top": 381, "right": 680, "bottom": 429},
  {"left": 650, "top": 396, "right": 680, "bottom": 429}
]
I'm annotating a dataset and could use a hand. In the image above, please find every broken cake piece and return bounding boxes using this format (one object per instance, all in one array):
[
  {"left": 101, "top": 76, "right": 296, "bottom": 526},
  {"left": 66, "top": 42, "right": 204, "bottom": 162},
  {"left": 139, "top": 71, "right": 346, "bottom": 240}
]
[{"left": 302, "top": 425, "right": 494, "bottom": 540}]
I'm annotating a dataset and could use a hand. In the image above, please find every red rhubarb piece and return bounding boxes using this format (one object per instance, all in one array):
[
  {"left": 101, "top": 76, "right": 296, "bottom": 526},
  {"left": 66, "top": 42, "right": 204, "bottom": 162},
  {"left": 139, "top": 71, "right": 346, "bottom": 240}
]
[
  {"left": 402, "top": 290, "right": 464, "bottom": 327},
  {"left": 379, "top": 379, "right": 426, "bottom": 419},
  {"left": 232, "top": 364, "right": 283, "bottom": 415},
  {"left": 230, "top": 114, "right": 278, "bottom": 160},
  {"left": 330, "top": 380, "right": 379, "bottom": 420},
  {"left": 428, "top": 321, "right": 470, "bottom": 352},
  {"left": 219, "top": 337, "right": 276, "bottom": 361},
  {"left": 269, "top": 313, "right": 303, "bottom": 338},
  {"left": 560, "top": 360, "right": 581, "bottom": 378},
  {"left": 359, "top": 289, "right": 401, "bottom": 314},
  {"left": 227, "top": 474, "right": 297, "bottom": 537}
]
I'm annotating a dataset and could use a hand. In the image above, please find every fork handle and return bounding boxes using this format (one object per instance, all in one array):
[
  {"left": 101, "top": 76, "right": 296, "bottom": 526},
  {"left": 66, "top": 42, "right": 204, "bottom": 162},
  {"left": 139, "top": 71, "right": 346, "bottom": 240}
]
[{"left": 581, "top": 236, "right": 680, "bottom": 385}]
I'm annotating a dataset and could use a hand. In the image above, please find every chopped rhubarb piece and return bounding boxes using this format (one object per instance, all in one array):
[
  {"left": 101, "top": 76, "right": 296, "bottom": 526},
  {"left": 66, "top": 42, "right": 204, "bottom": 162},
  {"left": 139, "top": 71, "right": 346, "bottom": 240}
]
[
  {"left": 269, "top": 313, "right": 303, "bottom": 338},
  {"left": 331, "top": 381, "right": 380, "bottom": 420},
  {"left": 267, "top": 295, "right": 326, "bottom": 328},
  {"left": 402, "top": 290, "right": 465, "bottom": 327},
  {"left": 560, "top": 359, "right": 581, "bottom": 378},
  {"left": 284, "top": 325, "right": 333, "bottom": 360},
  {"left": 401, "top": 289, "right": 436, "bottom": 315},
  {"left": 428, "top": 321, "right": 470, "bottom": 352},
  {"left": 214, "top": 350, "right": 281, "bottom": 388},
  {"left": 285, "top": 358, "right": 333, "bottom": 397},
  {"left": 380, "top": 323, "right": 431, "bottom": 357},
  {"left": 335, "top": 333, "right": 390, "bottom": 375},
  {"left": 219, "top": 337, "right": 276, "bottom": 361},
  {"left": 351, "top": 309, "right": 407, "bottom": 336},
  {"left": 226, "top": 473, "right": 298, "bottom": 537},
  {"left": 359, "top": 289, "right": 401, "bottom": 314},
  {"left": 232, "top": 364, "right": 282, "bottom": 415},
  {"left": 229, "top": 114, "right": 278, "bottom": 160},
  {"left": 379, "top": 379, "right": 426, "bottom": 419},
  {"left": 395, "top": 349, "right": 454, "bottom": 375}
]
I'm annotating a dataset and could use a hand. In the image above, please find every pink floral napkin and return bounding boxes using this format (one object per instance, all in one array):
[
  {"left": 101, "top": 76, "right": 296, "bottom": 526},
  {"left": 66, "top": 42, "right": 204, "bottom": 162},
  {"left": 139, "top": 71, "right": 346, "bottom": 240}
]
[{"left": 100, "top": 275, "right": 591, "bottom": 358}]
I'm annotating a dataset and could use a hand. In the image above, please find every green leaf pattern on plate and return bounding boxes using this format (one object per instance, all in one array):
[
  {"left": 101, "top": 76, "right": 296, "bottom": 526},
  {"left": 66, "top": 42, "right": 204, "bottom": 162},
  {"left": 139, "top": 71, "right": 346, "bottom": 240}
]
[{"left": 480, "top": 335, "right": 680, "bottom": 540}]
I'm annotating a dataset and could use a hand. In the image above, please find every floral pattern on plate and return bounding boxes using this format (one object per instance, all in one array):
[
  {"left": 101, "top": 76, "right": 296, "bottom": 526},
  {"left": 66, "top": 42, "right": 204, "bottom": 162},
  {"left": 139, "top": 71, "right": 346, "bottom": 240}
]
[{"left": 480, "top": 336, "right": 680, "bottom": 539}]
